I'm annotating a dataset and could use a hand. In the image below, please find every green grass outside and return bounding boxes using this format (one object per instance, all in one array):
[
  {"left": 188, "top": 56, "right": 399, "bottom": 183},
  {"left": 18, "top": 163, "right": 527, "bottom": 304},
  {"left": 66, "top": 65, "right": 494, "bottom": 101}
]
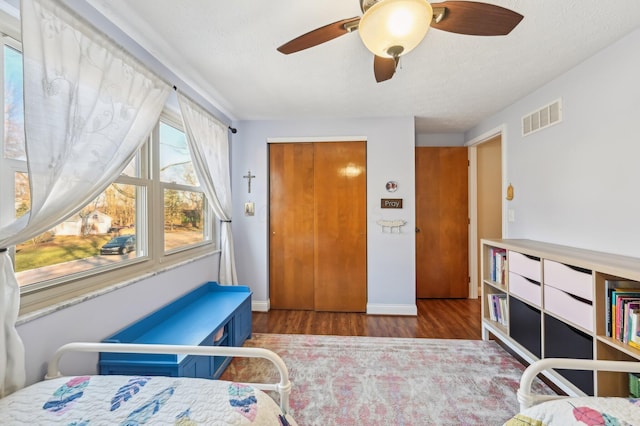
[
  {"left": 14, "top": 227, "right": 202, "bottom": 273},
  {"left": 15, "top": 234, "right": 113, "bottom": 272}
]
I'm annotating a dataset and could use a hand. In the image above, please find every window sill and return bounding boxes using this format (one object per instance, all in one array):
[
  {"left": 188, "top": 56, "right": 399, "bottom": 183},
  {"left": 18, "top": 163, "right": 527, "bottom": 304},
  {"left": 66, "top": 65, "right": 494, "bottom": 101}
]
[{"left": 16, "top": 249, "right": 221, "bottom": 326}]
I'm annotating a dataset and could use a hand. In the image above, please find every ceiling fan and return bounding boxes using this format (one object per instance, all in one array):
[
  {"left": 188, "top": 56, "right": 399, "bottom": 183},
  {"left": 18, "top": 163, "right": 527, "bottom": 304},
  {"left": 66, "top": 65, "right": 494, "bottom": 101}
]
[{"left": 277, "top": 0, "right": 523, "bottom": 82}]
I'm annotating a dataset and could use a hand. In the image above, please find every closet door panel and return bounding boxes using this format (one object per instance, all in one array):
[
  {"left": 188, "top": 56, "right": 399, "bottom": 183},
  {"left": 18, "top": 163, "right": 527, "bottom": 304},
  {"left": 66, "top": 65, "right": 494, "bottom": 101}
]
[
  {"left": 269, "top": 143, "right": 315, "bottom": 309},
  {"left": 313, "top": 142, "right": 367, "bottom": 312}
]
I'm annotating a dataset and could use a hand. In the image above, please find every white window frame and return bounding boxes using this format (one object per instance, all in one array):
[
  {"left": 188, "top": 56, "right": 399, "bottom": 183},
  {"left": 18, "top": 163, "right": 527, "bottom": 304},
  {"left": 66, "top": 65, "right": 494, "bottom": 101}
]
[
  {"left": 154, "top": 111, "right": 214, "bottom": 258},
  {"left": 0, "top": 28, "right": 217, "bottom": 314}
]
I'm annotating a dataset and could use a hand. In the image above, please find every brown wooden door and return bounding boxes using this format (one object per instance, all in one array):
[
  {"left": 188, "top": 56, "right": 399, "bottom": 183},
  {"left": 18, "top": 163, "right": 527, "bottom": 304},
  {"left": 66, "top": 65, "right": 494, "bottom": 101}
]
[
  {"left": 269, "top": 143, "right": 315, "bottom": 309},
  {"left": 269, "top": 141, "right": 367, "bottom": 312},
  {"left": 314, "top": 142, "right": 367, "bottom": 312},
  {"left": 416, "top": 147, "right": 469, "bottom": 298}
]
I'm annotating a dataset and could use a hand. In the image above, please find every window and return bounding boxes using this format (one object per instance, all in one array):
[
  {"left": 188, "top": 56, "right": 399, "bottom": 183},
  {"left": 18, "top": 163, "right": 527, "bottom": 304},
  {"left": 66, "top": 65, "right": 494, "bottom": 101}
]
[
  {"left": 159, "top": 120, "right": 209, "bottom": 253},
  {"left": 0, "top": 36, "right": 216, "bottom": 312}
]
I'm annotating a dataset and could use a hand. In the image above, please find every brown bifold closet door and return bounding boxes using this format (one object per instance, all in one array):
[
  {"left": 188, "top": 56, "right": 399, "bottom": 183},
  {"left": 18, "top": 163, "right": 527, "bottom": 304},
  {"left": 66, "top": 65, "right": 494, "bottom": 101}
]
[
  {"left": 269, "top": 141, "right": 367, "bottom": 312},
  {"left": 313, "top": 141, "right": 367, "bottom": 312},
  {"left": 269, "top": 143, "right": 315, "bottom": 310}
]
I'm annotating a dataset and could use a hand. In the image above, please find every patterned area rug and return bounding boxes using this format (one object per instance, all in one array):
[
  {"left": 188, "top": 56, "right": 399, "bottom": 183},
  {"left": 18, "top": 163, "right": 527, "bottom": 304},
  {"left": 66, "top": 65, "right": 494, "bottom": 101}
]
[{"left": 220, "top": 333, "right": 554, "bottom": 426}]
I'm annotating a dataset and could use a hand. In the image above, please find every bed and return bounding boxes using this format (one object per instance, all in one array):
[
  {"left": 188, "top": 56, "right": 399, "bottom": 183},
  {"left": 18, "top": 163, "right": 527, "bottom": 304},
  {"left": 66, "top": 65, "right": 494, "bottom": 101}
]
[
  {"left": 504, "top": 358, "right": 640, "bottom": 425},
  {"left": 0, "top": 342, "right": 297, "bottom": 425}
]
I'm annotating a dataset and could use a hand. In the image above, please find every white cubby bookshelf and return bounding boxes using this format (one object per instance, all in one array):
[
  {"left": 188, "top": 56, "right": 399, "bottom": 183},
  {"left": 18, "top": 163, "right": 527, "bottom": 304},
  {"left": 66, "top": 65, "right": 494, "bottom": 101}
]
[{"left": 481, "top": 238, "right": 640, "bottom": 397}]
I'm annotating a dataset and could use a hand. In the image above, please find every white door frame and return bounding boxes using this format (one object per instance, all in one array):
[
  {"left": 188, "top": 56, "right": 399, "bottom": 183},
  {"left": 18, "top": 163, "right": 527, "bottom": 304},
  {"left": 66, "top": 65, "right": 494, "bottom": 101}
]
[{"left": 465, "top": 124, "right": 508, "bottom": 299}]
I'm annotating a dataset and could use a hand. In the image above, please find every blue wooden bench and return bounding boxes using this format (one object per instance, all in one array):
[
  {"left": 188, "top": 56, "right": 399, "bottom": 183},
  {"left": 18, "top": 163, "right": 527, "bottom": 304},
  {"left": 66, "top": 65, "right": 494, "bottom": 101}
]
[{"left": 99, "top": 281, "right": 252, "bottom": 379}]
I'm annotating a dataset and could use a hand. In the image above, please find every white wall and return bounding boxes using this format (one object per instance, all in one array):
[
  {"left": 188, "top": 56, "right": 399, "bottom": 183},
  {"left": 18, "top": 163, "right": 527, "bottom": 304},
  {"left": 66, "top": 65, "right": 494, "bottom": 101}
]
[
  {"left": 416, "top": 132, "right": 465, "bottom": 147},
  {"left": 16, "top": 253, "right": 219, "bottom": 385},
  {"left": 231, "top": 117, "right": 417, "bottom": 315},
  {"left": 466, "top": 28, "right": 640, "bottom": 257}
]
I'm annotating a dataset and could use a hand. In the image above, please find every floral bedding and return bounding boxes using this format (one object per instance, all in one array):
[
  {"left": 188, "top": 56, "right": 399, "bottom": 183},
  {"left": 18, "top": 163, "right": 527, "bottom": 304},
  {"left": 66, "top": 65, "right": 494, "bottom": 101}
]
[
  {"left": 504, "top": 396, "right": 640, "bottom": 426},
  {"left": 0, "top": 375, "right": 296, "bottom": 425}
]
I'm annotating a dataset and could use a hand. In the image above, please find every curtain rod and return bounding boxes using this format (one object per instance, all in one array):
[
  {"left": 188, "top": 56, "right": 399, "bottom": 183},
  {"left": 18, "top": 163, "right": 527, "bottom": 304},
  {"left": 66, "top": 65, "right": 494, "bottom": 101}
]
[
  {"left": 173, "top": 85, "right": 237, "bottom": 134},
  {"left": 56, "top": 1, "right": 236, "bottom": 133}
]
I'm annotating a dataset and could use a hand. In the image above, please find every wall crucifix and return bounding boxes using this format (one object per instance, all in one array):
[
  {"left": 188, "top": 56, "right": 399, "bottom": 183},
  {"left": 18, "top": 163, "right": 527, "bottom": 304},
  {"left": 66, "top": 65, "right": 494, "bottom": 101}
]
[{"left": 243, "top": 170, "right": 255, "bottom": 193}]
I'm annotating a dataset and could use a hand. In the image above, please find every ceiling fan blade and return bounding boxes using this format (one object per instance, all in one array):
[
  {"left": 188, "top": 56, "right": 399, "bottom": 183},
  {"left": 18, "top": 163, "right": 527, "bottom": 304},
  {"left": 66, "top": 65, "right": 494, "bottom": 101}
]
[
  {"left": 277, "top": 17, "right": 361, "bottom": 54},
  {"left": 374, "top": 55, "right": 398, "bottom": 83},
  {"left": 430, "top": 1, "right": 523, "bottom": 36}
]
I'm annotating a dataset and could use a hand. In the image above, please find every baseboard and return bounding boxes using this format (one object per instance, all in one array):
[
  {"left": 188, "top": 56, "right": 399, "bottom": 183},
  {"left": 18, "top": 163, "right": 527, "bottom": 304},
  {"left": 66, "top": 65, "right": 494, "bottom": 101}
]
[
  {"left": 252, "top": 299, "right": 270, "bottom": 312},
  {"left": 366, "top": 303, "right": 417, "bottom": 316},
  {"left": 252, "top": 300, "right": 416, "bottom": 315}
]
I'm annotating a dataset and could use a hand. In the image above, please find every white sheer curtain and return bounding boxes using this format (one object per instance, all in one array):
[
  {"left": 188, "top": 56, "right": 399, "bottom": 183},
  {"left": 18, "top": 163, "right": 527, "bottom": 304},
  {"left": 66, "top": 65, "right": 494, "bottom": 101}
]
[
  {"left": 177, "top": 93, "right": 238, "bottom": 285},
  {"left": 0, "top": 0, "right": 170, "bottom": 396}
]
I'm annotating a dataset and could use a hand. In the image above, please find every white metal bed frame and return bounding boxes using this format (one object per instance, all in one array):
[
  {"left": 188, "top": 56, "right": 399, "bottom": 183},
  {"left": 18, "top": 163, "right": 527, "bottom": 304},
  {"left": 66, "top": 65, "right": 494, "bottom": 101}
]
[
  {"left": 517, "top": 358, "right": 640, "bottom": 412},
  {"left": 45, "top": 342, "right": 292, "bottom": 414}
]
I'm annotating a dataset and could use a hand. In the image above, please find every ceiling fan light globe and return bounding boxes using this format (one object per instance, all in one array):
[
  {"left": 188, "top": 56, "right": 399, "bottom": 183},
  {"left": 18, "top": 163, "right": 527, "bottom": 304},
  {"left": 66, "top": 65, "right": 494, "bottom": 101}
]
[{"left": 358, "top": 0, "right": 432, "bottom": 58}]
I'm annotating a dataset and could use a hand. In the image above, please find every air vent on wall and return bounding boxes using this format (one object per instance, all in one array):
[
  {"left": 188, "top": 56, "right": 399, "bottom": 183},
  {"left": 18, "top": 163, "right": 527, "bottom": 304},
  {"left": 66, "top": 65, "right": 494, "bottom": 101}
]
[{"left": 522, "top": 98, "right": 562, "bottom": 136}]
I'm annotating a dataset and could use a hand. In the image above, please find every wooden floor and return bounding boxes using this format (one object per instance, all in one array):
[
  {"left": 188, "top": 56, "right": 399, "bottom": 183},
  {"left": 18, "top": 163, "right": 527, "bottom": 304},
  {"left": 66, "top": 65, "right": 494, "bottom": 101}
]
[{"left": 252, "top": 297, "right": 482, "bottom": 340}]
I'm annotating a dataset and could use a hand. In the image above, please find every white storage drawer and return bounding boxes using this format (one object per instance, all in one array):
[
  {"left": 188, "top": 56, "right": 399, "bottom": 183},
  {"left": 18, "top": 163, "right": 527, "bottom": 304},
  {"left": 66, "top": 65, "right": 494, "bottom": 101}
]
[
  {"left": 544, "top": 285, "right": 593, "bottom": 332},
  {"left": 543, "top": 259, "right": 592, "bottom": 301},
  {"left": 509, "top": 272, "right": 541, "bottom": 307},
  {"left": 508, "top": 251, "right": 541, "bottom": 282}
]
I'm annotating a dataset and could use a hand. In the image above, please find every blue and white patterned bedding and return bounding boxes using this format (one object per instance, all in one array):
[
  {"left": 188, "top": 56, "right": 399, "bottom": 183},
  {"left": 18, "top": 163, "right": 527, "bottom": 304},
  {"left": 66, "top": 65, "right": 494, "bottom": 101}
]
[
  {"left": 504, "top": 396, "right": 640, "bottom": 425},
  {"left": 0, "top": 375, "right": 297, "bottom": 425}
]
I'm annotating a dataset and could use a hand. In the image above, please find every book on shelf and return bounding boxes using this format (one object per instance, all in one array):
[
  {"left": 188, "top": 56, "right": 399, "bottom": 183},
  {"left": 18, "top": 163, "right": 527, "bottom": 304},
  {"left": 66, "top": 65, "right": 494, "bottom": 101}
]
[
  {"left": 624, "top": 299, "right": 640, "bottom": 349},
  {"left": 612, "top": 291, "right": 640, "bottom": 341},
  {"left": 614, "top": 295, "right": 640, "bottom": 341},
  {"left": 630, "top": 373, "right": 640, "bottom": 398},
  {"left": 487, "top": 293, "right": 508, "bottom": 326},
  {"left": 489, "top": 247, "right": 503, "bottom": 281},
  {"left": 499, "top": 296, "right": 508, "bottom": 326},
  {"left": 496, "top": 251, "right": 507, "bottom": 284},
  {"left": 605, "top": 279, "right": 640, "bottom": 337},
  {"left": 624, "top": 304, "right": 640, "bottom": 345},
  {"left": 488, "top": 247, "right": 507, "bottom": 284}
]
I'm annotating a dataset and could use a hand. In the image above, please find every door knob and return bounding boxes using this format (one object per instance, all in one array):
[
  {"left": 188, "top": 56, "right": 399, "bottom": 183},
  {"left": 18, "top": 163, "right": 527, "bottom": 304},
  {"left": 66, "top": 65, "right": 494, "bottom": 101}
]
[{"left": 415, "top": 227, "right": 421, "bottom": 233}]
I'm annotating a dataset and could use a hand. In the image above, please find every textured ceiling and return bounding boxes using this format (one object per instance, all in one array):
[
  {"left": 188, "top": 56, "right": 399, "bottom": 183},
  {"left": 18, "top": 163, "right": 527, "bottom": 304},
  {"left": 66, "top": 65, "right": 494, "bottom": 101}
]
[{"left": 85, "top": 0, "right": 640, "bottom": 134}]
